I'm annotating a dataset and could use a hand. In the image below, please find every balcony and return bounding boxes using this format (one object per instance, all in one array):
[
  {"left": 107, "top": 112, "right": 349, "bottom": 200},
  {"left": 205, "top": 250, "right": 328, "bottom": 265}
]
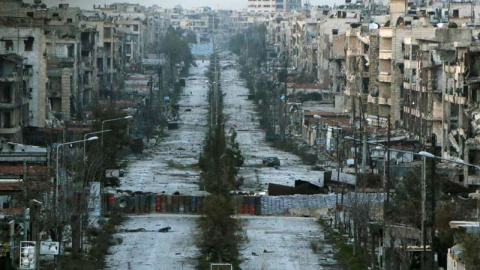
[
  {"left": 367, "top": 95, "right": 378, "bottom": 104},
  {"left": 0, "top": 72, "right": 17, "bottom": 82},
  {"left": 467, "top": 175, "right": 480, "bottom": 186},
  {"left": 378, "top": 74, "right": 392, "bottom": 83},
  {"left": 378, "top": 97, "right": 389, "bottom": 105},
  {"left": 379, "top": 28, "right": 393, "bottom": 38},
  {"left": 404, "top": 59, "right": 418, "bottom": 69},
  {"left": 379, "top": 50, "right": 392, "bottom": 60},
  {"left": 0, "top": 102, "right": 21, "bottom": 109},
  {"left": 0, "top": 126, "right": 21, "bottom": 134},
  {"left": 403, "top": 106, "right": 421, "bottom": 117},
  {"left": 444, "top": 94, "right": 466, "bottom": 105},
  {"left": 81, "top": 43, "right": 93, "bottom": 51}
]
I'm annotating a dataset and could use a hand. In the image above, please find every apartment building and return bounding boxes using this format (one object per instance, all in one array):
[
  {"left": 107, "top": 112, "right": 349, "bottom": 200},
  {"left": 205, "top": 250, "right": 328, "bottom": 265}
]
[
  {"left": 0, "top": 19, "right": 47, "bottom": 130},
  {"left": 0, "top": 53, "right": 31, "bottom": 142},
  {"left": 440, "top": 41, "right": 480, "bottom": 186},
  {"left": 344, "top": 25, "right": 372, "bottom": 117},
  {"left": 247, "top": 0, "right": 302, "bottom": 13},
  {"left": 317, "top": 9, "right": 361, "bottom": 90}
]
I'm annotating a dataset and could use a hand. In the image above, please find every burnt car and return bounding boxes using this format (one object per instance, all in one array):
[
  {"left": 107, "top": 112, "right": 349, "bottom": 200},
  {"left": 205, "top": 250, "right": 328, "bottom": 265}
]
[{"left": 262, "top": 157, "right": 280, "bottom": 167}]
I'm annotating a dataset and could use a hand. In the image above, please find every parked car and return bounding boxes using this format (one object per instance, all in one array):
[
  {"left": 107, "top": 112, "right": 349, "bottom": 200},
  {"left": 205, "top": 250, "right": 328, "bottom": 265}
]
[{"left": 262, "top": 157, "right": 280, "bottom": 167}]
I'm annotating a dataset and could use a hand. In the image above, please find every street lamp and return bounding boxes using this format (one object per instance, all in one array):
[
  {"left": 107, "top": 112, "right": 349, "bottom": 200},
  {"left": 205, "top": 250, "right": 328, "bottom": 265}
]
[
  {"left": 101, "top": 116, "right": 133, "bottom": 146},
  {"left": 84, "top": 130, "right": 111, "bottom": 161},
  {"left": 55, "top": 136, "right": 99, "bottom": 220}
]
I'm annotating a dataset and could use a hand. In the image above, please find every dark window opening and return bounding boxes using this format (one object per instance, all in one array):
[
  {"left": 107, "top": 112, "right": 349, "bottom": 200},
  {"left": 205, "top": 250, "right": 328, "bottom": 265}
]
[
  {"left": 362, "top": 78, "right": 369, "bottom": 94},
  {"left": 67, "top": 18, "right": 72, "bottom": 23},
  {"left": 0, "top": 84, "right": 12, "bottom": 103},
  {"left": 453, "top": 9, "right": 459, "bottom": 18},
  {"left": 5, "top": 40, "right": 13, "bottom": 51},
  {"left": 332, "top": 29, "right": 338, "bottom": 35},
  {"left": 24, "top": 37, "right": 34, "bottom": 51},
  {"left": 27, "top": 12, "right": 34, "bottom": 18},
  {"left": 2, "top": 111, "right": 12, "bottom": 128},
  {"left": 67, "top": 44, "right": 74, "bottom": 57}
]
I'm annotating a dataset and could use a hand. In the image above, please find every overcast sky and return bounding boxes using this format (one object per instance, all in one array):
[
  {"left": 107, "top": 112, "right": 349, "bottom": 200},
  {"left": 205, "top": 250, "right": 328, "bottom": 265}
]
[{"left": 42, "top": 0, "right": 345, "bottom": 11}]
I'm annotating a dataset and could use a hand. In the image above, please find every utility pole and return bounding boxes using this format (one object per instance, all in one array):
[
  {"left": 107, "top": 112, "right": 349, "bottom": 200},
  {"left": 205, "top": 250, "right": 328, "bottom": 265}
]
[
  {"left": 430, "top": 134, "right": 437, "bottom": 270},
  {"left": 315, "top": 121, "right": 319, "bottom": 160},
  {"left": 386, "top": 115, "right": 391, "bottom": 203},
  {"left": 283, "top": 46, "right": 288, "bottom": 143},
  {"left": 335, "top": 128, "right": 341, "bottom": 228},
  {"left": 360, "top": 96, "right": 367, "bottom": 173},
  {"left": 421, "top": 154, "right": 427, "bottom": 270},
  {"left": 148, "top": 75, "right": 153, "bottom": 142}
]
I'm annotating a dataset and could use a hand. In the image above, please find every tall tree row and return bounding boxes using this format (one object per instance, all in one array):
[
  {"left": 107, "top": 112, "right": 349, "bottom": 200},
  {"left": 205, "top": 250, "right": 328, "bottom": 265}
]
[{"left": 196, "top": 54, "right": 246, "bottom": 269}]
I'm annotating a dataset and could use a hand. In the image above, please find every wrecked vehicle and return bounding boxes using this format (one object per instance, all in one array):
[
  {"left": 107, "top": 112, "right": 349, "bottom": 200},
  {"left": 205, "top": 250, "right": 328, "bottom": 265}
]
[{"left": 262, "top": 157, "right": 280, "bottom": 167}]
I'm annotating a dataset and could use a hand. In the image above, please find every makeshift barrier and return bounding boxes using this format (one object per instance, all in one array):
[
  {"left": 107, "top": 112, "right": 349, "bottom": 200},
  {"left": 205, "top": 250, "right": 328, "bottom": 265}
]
[{"left": 103, "top": 191, "right": 385, "bottom": 216}]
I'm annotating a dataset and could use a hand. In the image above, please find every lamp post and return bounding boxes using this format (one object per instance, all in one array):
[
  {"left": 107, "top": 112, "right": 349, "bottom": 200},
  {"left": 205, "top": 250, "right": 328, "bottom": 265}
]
[
  {"left": 101, "top": 116, "right": 132, "bottom": 146},
  {"left": 54, "top": 136, "right": 98, "bottom": 270},
  {"left": 55, "top": 136, "right": 99, "bottom": 221},
  {"left": 342, "top": 136, "right": 479, "bottom": 269}
]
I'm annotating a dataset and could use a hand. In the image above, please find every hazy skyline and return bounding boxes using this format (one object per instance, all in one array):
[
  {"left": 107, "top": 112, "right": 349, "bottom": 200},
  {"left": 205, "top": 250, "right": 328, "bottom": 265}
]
[{"left": 43, "top": 0, "right": 345, "bottom": 11}]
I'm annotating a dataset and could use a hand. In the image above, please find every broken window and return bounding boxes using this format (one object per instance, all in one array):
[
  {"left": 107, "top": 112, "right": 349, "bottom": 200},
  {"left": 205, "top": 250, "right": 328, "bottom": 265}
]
[
  {"left": 4, "top": 40, "right": 13, "bottom": 51},
  {"left": 0, "top": 83, "right": 12, "bottom": 103},
  {"left": 24, "top": 37, "right": 34, "bottom": 51},
  {"left": 453, "top": 9, "right": 459, "bottom": 18},
  {"left": 67, "top": 44, "right": 74, "bottom": 57},
  {"left": 332, "top": 29, "right": 338, "bottom": 35},
  {"left": 1, "top": 111, "right": 12, "bottom": 128}
]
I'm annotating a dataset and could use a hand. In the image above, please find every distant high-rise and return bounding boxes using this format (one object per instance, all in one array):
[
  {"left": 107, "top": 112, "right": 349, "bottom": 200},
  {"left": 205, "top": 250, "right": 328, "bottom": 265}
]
[{"left": 247, "top": 0, "right": 302, "bottom": 13}]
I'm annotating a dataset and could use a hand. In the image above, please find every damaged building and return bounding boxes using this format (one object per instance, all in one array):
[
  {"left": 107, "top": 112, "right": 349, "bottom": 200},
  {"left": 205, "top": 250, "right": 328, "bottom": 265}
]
[
  {"left": 0, "top": 17, "right": 47, "bottom": 132},
  {"left": 0, "top": 53, "right": 31, "bottom": 142}
]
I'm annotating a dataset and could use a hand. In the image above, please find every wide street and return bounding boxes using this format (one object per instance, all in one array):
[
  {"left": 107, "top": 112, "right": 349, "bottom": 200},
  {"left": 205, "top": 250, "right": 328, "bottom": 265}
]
[{"left": 105, "top": 58, "right": 341, "bottom": 269}]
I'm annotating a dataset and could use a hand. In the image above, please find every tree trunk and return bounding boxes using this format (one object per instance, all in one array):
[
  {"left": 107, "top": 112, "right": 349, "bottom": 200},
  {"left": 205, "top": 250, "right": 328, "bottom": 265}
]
[{"left": 71, "top": 214, "right": 80, "bottom": 259}]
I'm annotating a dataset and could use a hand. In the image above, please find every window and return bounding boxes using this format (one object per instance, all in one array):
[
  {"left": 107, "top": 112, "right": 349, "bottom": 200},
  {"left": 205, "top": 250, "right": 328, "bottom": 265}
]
[
  {"left": 453, "top": 9, "right": 459, "bottom": 18},
  {"left": 67, "top": 18, "right": 72, "bottom": 23},
  {"left": 133, "top": 25, "right": 139, "bottom": 31},
  {"left": 332, "top": 29, "right": 338, "bottom": 35},
  {"left": 0, "top": 84, "right": 12, "bottom": 103},
  {"left": 4, "top": 40, "right": 13, "bottom": 51},
  {"left": 24, "top": 37, "right": 34, "bottom": 51},
  {"left": 27, "top": 12, "right": 34, "bottom": 18}
]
